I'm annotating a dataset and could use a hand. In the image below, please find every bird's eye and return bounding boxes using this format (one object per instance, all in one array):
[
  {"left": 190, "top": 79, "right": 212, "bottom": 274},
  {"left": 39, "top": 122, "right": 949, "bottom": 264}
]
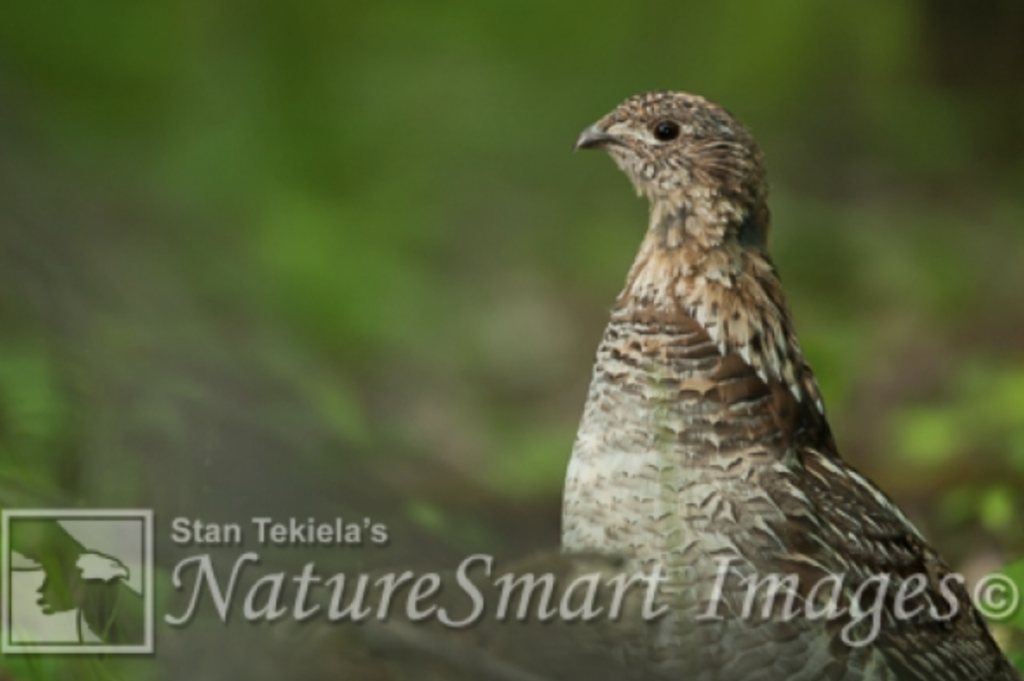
[{"left": 653, "top": 121, "right": 681, "bottom": 141}]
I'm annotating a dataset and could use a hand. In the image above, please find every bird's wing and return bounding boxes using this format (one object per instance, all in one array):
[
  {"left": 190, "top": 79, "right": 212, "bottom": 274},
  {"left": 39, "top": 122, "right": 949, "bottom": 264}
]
[
  {"left": 706, "top": 258, "right": 1018, "bottom": 679},
  {"left": 788, "top": 445, "right": 1021, "bottom": 681},
  {"left": 719, "top": 328, "right": 1020, "bottom": 680}
]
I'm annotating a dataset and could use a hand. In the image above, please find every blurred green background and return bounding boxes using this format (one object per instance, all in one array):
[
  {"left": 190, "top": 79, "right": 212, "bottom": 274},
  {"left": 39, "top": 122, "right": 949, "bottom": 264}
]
[{"left": 0, "top": 0, "right": 1023, "bottom": 678}]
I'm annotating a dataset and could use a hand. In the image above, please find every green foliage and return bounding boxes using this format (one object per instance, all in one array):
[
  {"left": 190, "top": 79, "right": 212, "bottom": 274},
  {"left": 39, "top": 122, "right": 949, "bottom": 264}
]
[
  {"left": 894, "top": 363, "right": 1024, "bottom": 518},
  {"left": 405, "top": 499, "right": 496, "bottom": 551},
  {"left": 0, "top": 345, "right": 72, "bottom": 506},
  {"left": 0, "top": 0, "right": 1022, "bottom": 671},
  {"left": 1004, "top": 560, "right": 1024, "bottom": 672},
  {"left": 489, "top": 425, "right": 576, "bottom": 497},
  {"left": 1004, "top": 560, "right": 1024, "bottom": 631}
]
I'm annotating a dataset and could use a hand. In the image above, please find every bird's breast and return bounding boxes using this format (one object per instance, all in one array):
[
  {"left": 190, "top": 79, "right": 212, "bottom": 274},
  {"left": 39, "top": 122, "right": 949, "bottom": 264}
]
[{"left": 562, "top": 302, "right": 799, "bottom": 576}]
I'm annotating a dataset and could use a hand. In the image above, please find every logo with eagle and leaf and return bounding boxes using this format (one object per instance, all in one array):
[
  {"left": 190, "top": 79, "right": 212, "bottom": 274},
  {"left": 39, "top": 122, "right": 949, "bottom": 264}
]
[{"left": 2, "top": 509, "right": 154, "bottom": 654}]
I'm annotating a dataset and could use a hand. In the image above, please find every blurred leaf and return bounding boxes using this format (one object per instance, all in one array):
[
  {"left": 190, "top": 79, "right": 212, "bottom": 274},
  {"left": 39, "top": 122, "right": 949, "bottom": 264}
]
[
  {"left": 261, "top": 342, "right": 372, "bottom": 447},
  {"left": 406, "top": 499, "right": 447, "bottom": 533},
  {"left": 0, "top": 346, "right": 67, "bottom": 444},
  {"left": 1009, "top": 432, "right": 1024, "bottom": 472},
  {"left": 1002, "top": 559, "right": 1024, "bottom": 633},
  {"left": 489, "top": 425, "right": 573, "bottom": 497},
  {"left": 991, "top": 368, "right": 1024, "bottom": 430},
  {"left": 979, "top": 486, "right": 1015, "bottom": 531},
  {"left": 405, "top": 499, "right": 494, "bottom": 550},
  {"left": 939, "top": 486, "right": 980, "bottom": 527},
  {"left": 895, "top": 407, "right": 960, "bottom": 465},
  {"left": 249, "top": 191, "right": 440, "bottom": 357}
]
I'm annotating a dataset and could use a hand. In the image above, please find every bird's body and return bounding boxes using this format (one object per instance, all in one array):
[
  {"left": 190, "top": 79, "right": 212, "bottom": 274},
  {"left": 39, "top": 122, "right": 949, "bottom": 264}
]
[{"left": 563, "top": 92, "right": 1019, "bottom": 680}]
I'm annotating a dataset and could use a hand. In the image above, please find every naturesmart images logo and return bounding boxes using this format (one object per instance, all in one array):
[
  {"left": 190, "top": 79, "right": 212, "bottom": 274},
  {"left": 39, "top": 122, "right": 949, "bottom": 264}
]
[
  {"left": 1, "top": 509, "right": 155, "bottom": 655},
  {"left": 160, "top": 516, "right": 1022, "bottom": 640},
  {"left": 3, "top": 510, "right": 1019, "bottom": 656}
]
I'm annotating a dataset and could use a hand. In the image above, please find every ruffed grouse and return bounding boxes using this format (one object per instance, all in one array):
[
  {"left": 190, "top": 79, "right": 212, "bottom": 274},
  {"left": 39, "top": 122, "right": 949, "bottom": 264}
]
[{"left": 562, "top": 91, "right": 1020, "bottom": 681}]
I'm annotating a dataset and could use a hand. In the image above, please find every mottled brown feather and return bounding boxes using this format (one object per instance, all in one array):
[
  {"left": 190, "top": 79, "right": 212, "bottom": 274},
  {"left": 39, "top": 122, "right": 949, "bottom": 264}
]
[{"left": 563, "top": 91, "right": 1020, "bottom": 681}]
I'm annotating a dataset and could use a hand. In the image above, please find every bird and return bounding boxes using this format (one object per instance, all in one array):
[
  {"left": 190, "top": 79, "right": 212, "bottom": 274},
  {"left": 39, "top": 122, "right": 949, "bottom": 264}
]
[
  {"left": 9, "top": 518, "right": 146, "bottom": 645},
  {"left": 562, "top": 91, "right": 1021, "bottom": 681}
]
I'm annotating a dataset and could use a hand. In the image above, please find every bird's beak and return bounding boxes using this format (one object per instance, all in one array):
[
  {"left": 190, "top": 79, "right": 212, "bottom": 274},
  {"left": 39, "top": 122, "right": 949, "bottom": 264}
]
[{"left": 574, "top": 124, "right": 618, "bottom": 152}]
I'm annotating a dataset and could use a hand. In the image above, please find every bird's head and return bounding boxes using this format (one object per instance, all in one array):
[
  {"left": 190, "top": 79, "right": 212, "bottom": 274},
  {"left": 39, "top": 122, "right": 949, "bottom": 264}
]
[
  {"left": 76, "top": 552, "right": 130, "bottom": 583},
  {"left": 575, "top": 91, "right": 768, "bottom": 239}
]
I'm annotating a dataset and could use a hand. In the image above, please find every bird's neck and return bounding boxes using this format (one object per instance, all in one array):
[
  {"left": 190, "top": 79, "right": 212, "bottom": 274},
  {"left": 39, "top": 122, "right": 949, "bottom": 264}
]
[
  {"left": 616, "top": 193, "right": 824, "bottom": 412},
  {"left": 620, "top": 193, "right": 749, "bottom": 316}
]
